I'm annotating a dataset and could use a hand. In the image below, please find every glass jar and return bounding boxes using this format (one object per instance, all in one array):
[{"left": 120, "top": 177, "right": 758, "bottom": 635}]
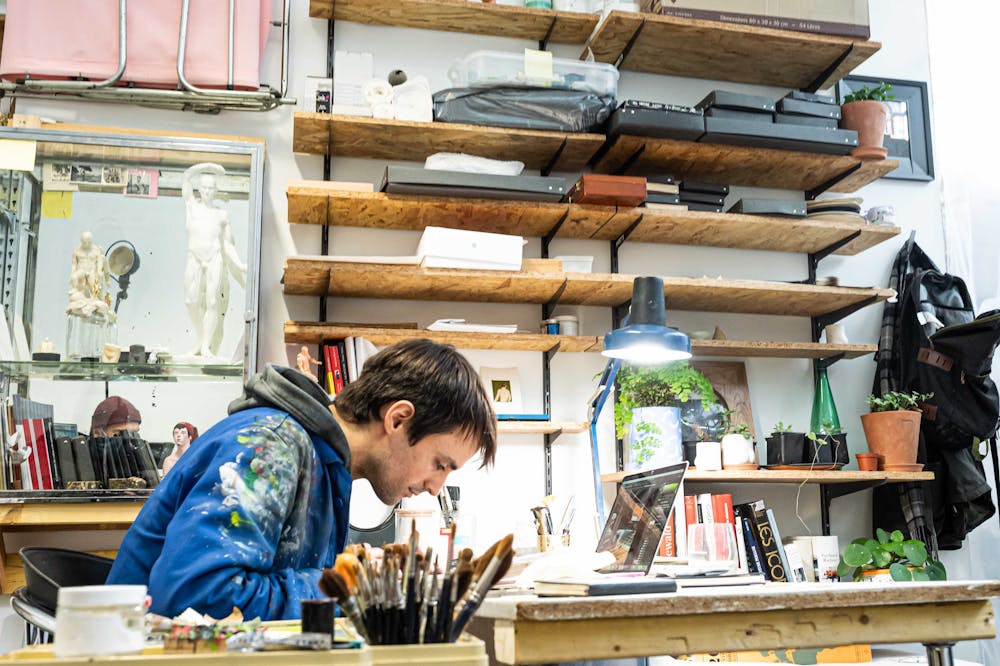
[
  {"left": 809, "top": 366, "right": 841, "bottom": 434},
  {"left": 54, "top": 585, "right": 147, "bottom": 658}
]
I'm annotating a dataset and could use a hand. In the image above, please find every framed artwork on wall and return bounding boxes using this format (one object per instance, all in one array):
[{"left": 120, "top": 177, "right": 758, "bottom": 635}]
[{"left": 836, "top": 75, "right": 934, "bottom": 182}]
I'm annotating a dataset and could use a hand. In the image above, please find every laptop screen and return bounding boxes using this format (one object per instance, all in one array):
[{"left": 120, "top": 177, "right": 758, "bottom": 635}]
[{"left": 595, "top": 461, "right": 687, "bottom": 574}]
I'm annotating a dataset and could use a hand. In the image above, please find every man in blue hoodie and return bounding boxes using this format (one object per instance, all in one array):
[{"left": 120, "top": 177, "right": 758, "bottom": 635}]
[{"left": 107, "top": 339, "right": 496, "bottom": 620}]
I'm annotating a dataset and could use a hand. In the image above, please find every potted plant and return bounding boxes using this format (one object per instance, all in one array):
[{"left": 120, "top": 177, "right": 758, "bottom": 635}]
[
  {"left": 720, "top": 410, "right": 757, "bottom": 468},
  {"left": 801, "top": 422, "right": 848, "bottom": 467},
  {"left": 840, "top": 81, "right": 893, "bottom": 160},
  {"left": 837, "top": 528, "right": 947, "bottom": 582},
  {"left": 765, "top": 421, "right": 806, "bottom": 466},
  {"left": 861, "top": 391, "right": 932, "bottom": 470},
  {"left": 614, "top": 361, "right": 717, "bottom": 471}
]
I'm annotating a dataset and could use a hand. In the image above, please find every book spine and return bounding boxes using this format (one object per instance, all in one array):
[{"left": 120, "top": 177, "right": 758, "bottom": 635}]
[
  {"left": 733, "top": 504, "right": 764, "bottom": 576},
  {"left": 345, "top": 336, "right": 358, "bottom": 383},
  {"left": 684, "top": 494, "right": 698, "bottom": 526},
  {"left": 750, "top": 502, "right": 787, "bottom": 582},
  {"left": 766, "top": 508, "right": 792, "bottom": 581},
  {"left": 696, "top": 492, "right": 714, "bottom": 523},
  {"left": 673, "top": 481, "right": 687, "bottom": 558},
  {"left": 659, "top": 511, "right": 675, "bottom": 557},
  {"left": 43, "top": 418, "right": 61, "bottom": 489},
  {"left": 335, "top": 340, "right": 348, "bottom": 393},
  {"left": 322, "top": 343, "right": 336, "bottom": 395},
  {"left": 733, "top": 516, "right": 749, "bottom": 574}
]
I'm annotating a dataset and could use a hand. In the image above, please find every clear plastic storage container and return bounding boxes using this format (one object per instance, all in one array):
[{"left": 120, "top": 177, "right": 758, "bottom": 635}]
[{"left": 448, "top": 50, "right": 619, "bottom": 97}]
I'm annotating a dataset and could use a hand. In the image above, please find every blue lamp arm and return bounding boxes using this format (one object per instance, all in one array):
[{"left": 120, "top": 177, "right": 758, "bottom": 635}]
[{"left": 587, "top": 356, "right": 621, "bottom": 523}]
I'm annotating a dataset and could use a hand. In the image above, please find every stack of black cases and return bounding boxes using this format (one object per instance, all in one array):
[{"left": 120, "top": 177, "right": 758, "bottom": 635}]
[
  {"left": 775, "top": 90, "right": 841, "bottom": 129},
  {"left": 698, "top": 89, "right": 857, "bottom": 155},
  {"left": 679, "top": 180, "right": 728, "bottom": 213},
  {"left": 643, "top": 175, "right": 683, "bottom": 211},
  {"left": 606, "top": 100, "right": 704, "bottom": 141},
  {"left": 379, "top": 166, "right": 569, "bottom": 202}
]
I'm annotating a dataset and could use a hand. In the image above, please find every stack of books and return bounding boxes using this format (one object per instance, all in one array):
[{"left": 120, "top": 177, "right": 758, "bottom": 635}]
[
  {"left": 679, "top": 180, "right": 729, "bottom": 212},
  {"left": 642, "top": 175, "right": 685, "bottom": 212}
]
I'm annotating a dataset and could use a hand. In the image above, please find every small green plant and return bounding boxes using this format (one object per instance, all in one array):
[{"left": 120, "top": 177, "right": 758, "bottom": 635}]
[
  {"left": 866, "top": 391, "right": 933, "bottom": 413},
  {"left": 844, "top": 82, "right": 894, "bottom": 103},
  {"left": 722, "top": 408, "right": 750, "bottom": 437},
  {"left": 771, "top": 421, "right": 794, "bottom": 434},
  {"left": 837, "top": 528, "right": 947, "bottom": 582},
  {"left": 614, "top": 362, "right": 717, "bottom": 463}
]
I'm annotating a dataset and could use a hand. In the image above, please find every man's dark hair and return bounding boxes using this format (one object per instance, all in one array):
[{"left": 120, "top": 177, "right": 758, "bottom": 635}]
[{"left": 334, "top": 339, "right": 497, "bottom": 467}]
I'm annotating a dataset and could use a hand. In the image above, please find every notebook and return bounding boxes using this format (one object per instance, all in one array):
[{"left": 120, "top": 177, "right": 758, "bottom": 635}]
[{"left": 595, "top": 461, "right": 688, "bottom": 574}]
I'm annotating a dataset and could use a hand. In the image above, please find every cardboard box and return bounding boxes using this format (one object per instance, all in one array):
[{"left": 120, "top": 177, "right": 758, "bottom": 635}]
[
  {"left": 417, "top": 227, "right": 523, "bottom": 271},
  {"left": 648, "top": 0, "right": 870, "bottom": 40}
]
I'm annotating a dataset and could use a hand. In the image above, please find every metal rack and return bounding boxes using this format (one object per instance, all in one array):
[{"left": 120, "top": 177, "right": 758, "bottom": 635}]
[{"left": 0, "top": 0, "right": 295, "bottom": 114}]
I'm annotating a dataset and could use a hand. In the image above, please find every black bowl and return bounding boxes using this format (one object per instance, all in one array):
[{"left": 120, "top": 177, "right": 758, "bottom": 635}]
[{"left": 19, "top": 547, "right": 114, "bottom": 614}]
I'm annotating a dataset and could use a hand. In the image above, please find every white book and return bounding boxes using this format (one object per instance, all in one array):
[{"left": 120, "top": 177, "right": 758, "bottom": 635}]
[
  {"left": 345, "top": 337, "right": 358, "bottom": 383},
  {"left": 734, "top": 516, "right": 749, "bottom": 574},
  {"left": 427, "top": 319, "right": 518, "bottom": 334},
  {"left": 696, "top": 492, "right": 714, "bottom": 523},
  {"left": 673, "top": 481, "right": 687, "bottom": 558},
  {"left": 354, "top": 337, "right": 380, "bottom": 374},
  {"left": 782, "top": 540, "right": 807, "bottom": 583}
]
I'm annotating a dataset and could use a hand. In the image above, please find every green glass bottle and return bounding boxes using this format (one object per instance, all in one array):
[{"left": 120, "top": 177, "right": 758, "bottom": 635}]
[{"left": 810, "top": 365, "right": 841, "bottom": 435}]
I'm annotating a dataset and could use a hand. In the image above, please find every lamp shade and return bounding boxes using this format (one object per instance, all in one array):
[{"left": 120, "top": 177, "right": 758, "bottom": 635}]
[{"left": 602, "top": 276, "right": 691, "bottom": 363}]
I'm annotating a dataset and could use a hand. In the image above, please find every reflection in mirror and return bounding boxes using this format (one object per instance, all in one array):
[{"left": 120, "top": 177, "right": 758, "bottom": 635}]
[{"left": 0, "top": 127, "right": 263, "bottom": 379}]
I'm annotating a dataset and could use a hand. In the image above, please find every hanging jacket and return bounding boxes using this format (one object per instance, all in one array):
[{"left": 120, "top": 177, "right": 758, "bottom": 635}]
[{"left": 108, "top": 365, "right": 352, "bottom": 620}]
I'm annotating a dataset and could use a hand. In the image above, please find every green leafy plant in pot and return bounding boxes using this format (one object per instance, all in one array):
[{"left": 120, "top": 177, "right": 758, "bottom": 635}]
[
  {"left": 837, "top": 528, "right": 946, "bottom": 582},
  {"left": 840, "top": 81, "right": 894, "bottom": 160},
  {"left": 861, "top": 390, "right": 932, "bottom": 471},
  {"left": 614, "top": 361, "right": 716, "bottom": 469},
  {"left": 766, "top": 421, "right": 806, "bottom": 466},
  {"left": 804, "top": 423, "right": 849, "bottom": 467}
]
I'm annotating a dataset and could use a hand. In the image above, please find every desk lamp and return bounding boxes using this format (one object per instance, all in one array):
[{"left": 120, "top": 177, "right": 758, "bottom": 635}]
[{"left": 588, "top": 276, "right": 691, "bottom": 521}]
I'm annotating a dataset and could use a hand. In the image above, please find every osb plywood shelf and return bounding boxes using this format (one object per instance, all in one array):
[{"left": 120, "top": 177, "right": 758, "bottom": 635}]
[
  {"left": 282, "top": 259, "right": 894, "bottom": 317},
  {"left": 584, "top": 11, "right": 880, "bottom": 90},
  {"left": 600, "top": 469, "right": 935, "bottom": 484},
  {"left": 0, "top": 500, "right": 143, "bottom": 530},
  {"left": 292, "top": 113, "right": 604, "bottom": 172},
  {"left": 284, "top": 322, "right": 875, "bottom": 360},
  {"left": 310, "top": 0, "right": 599, "bottom": 45},
  {"left": 498, "top": 421, "right": 587, "bottom": 435},
  {"left": 593, "top": 134, "right": 899, "bottom": 193},
  {"left": 286, "top": 184, "right": 900, "bottom": 256}
]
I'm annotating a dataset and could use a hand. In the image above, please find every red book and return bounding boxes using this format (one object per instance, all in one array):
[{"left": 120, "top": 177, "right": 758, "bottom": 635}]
[
  {"left": 322, "top": 344, "right": 337, "bottom": 395},
  {"left": 684, "top": 495, "right": 698, "bottom": 525},
  {"left": 712, "top": 493, "right": 735, "bottom": 526},
  {"left": 329, "top": 343, "right": 345, "bottom": 393},
  {"left": 658, "top": 511, "right": 675, "bottom": 557},
  {"left": 23, "top": 418, "right": 53, "bottom": 490}
]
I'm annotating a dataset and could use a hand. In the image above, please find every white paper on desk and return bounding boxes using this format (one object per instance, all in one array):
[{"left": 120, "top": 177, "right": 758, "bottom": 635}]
[{"left": 428, "top": 319, "right": 518, "bottom": 334}]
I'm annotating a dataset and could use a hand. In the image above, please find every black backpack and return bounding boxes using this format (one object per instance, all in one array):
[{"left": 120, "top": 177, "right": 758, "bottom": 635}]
[{"left": 872, "top": 234, "right": 1000, "bottom": 549}]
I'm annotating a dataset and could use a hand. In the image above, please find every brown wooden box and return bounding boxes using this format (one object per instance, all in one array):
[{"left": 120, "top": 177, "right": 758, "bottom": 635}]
[{"left": 566, "top": 174, "right": 647, "bottom": 207}]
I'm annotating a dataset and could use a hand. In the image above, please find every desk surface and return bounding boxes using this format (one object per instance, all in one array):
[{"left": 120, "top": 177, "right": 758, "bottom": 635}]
[{"left": 469, "top": 580, "right": 1000, "bottom": 665}]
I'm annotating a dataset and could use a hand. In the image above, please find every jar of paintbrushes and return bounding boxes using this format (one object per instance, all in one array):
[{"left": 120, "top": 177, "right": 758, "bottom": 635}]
[{"left": 318, "top": 522, "right": 514, "bottom": 645}]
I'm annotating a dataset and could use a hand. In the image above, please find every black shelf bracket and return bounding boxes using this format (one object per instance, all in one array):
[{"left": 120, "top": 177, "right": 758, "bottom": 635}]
[
  {"left": 803, "top": 44, "right": 854, "bottom": 93},
  {"left": 811, "top": 294, "right": 878, "bottom": 342},
  {"left": 806, "top": 230, "right": 862, "bottom": 284},
  {"left": 542, "top": 210, "right": 570, "bottom": 255},
  {"left": 541, "top": 138, "right": 567, "bottom": 177},
  {"left": 543, "top": 435, "right": 554, "bottom": 495},
  {"left": 613, "top": 143, "right": 646, "bottom": 176},
  {"left": 610, "top": 215, "right": 642, "bottom": 273},
  {"left": 614, "top": 17, "right": 647, "bottom": 69},
  {"left": 543, "top": 280, "right": 569, "bottom": 320},
  {"left": 815, "top": 352, "right": 846, "bottom": 371},
  {"left": 539, "top": 16, "right": 558, "bottom": 51},
  {"left": 805, "top": 162, "right": 863, "bottom": 200},
  {"left": 820, "top": 479, "right": 888, "bottom": 535}
]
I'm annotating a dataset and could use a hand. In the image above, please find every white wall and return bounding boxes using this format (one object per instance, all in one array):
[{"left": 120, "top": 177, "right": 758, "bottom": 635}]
[{"left": 3, "top": 0, "right": 991, "bottom": 661}]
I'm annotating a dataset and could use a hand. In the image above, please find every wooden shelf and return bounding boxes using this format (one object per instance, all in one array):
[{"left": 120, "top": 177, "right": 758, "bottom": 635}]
[
  {"left": 285, "top": 322, "right": 875, "bottom": 360},
  {"left": 600, "top": 469, "right": 934, "bottom": 484},
  {"left": 584, "top": 11, "right": 880, "bottom": 90},
  {"left": 498, "top": 421, "right": 587, "bottom": 435},
  {"left": 310, "top": 0, "right": 600, "bottom": 44},
  {"left": 292, "top": 113, "right": 604, "bottom": 172},
  {"left": 593, "top": 135, "right": 899, "bottom": 193},
  {"left": 283, "top": 260, "right": 894, "bottom": 318},
  {"left": 286, "top": 185, "right": 900, "bottom": 256}
]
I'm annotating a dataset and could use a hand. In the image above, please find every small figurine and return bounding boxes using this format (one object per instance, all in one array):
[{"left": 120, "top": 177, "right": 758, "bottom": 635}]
[
  {"left": 296, "top": 345, "right": 321, "bottom": 382},
  {"left": 37, "top": 338, "right": 55, "bottom": 353},
  {"left": 66, "top": 231, "right": 114, "bottom": 322}
]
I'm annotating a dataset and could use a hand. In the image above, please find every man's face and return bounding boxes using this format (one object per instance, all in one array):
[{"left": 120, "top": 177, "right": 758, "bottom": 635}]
[
  {"left": 368, "top": 429, "right": 477, "bottom": 506},
  {"left": 94, "top": 421, "right": 140, "bottom": 437}
]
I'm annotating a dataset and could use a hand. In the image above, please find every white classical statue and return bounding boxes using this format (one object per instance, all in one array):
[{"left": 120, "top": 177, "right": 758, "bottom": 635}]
[
  {"left": 66, "top": 231, "right": 113, "bottom": 321},
  {"left": 182, "top": 163, "right": 247, "bottom": 358}
]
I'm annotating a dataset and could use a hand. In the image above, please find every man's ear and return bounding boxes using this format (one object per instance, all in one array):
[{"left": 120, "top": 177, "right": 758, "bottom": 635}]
[{"left": 382, "top": 400, "right": 415, "bottom": 435}]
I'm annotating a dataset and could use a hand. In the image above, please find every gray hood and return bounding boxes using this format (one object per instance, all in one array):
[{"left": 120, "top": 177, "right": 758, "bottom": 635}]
[{"left": 228, "top": 364, "right": 350, "bottom": 465}]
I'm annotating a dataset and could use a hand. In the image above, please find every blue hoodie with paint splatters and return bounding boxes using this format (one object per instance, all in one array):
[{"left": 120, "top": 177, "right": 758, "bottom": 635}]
[{"left": 107, "top": 365, "right": 352, "bottom": 620}]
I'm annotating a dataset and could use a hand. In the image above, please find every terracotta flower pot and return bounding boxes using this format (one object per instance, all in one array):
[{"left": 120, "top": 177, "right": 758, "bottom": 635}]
[
  {"left": 856, "top": 452, "right": 880, "bottom": 471},
  {"left": 840, "top": 100, "right": 889, "bottom": 160},
  {"left": 861, "top": 410, "right": 921, "bottom": 468}
]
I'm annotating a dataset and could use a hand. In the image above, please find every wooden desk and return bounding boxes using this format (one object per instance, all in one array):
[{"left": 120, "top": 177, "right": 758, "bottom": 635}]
[{"left": 466, "top": 581, "right": 1000, "bottom": 665}]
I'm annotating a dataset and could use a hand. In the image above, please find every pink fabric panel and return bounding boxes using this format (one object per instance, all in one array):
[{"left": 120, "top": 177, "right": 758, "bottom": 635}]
[{"left": 0, "top": 0, "right": 267, "bottom": 90}]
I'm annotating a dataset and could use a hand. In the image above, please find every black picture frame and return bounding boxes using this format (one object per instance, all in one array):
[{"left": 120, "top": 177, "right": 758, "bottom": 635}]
[{"left": 836, "top": 76, "right": 934, "bottom": 181}]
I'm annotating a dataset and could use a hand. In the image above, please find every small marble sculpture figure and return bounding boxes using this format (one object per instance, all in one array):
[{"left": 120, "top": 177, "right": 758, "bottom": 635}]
[
  {"left": 66, "top": 231, "right": 113, "bottom": 321},
  {"left": 182, "top": 163, "right": 247, "bottom": 358},
  {"left": 37, "top": 338, "right": 55, "bottom": 353}
]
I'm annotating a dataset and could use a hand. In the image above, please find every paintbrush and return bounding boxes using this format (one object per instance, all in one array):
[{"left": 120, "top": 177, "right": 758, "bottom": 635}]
[
  {"left": 319, "top": 567, "right": 371, "bottom": 643},
  {"left": 449, "top": 534, "right": 514, "bottom": 642},
  {"left": 420, "top": 555, "right": 439, "bottom": 644}
]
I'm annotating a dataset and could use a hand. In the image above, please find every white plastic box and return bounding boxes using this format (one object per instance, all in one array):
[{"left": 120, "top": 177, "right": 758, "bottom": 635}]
[
  {"left": 554, "top": 255, "right": 594, "bottom": 273},
  {"left": 417, "top": 227, "right": 523, "bottom": 271},
  {"left": 448, "top": 50, "right": 619, "bottom": 97}
]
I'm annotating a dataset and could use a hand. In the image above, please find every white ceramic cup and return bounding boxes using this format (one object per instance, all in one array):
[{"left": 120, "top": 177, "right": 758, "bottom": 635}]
[
  {"left": 824, "top": 323, "right": 849, "bottom": 345},
  {"left": 694, "top": 441, "right": 722, "bottom": 471}
]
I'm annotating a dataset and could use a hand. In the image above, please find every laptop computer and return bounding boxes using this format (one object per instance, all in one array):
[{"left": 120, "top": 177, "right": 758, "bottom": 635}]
[{"left": 594, "top": 461, "right": 688, "bottom": 574}]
